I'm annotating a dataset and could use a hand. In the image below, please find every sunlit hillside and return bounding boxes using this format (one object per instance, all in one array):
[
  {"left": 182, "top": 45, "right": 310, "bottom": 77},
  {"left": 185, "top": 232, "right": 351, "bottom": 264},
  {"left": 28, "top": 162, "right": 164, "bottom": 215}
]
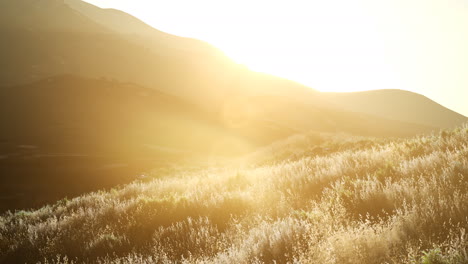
[
  {"left": 1, "top": 1, "right": 467, "bottom": 263},
  {"left": 0, "top": 75, "right": 441, "bottom": 213},
  {"left": 1, "top": 0, "right": 465, "bottom": 216},
  {"left": 1, "top": 125, "right": 467, "bottom": 263}
]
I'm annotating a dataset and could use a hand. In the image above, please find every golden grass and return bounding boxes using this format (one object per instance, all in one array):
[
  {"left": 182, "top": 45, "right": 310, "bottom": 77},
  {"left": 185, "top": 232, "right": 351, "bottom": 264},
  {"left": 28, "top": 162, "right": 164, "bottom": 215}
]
[{"left": 1, "top": 126, "right": 467, "bottom": 263}]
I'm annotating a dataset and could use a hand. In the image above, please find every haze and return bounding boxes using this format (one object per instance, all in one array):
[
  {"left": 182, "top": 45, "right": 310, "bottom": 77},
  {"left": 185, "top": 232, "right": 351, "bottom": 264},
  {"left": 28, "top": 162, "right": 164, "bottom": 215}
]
[{"left": 83, "top": 0, "right": 468, "bottom": 116}]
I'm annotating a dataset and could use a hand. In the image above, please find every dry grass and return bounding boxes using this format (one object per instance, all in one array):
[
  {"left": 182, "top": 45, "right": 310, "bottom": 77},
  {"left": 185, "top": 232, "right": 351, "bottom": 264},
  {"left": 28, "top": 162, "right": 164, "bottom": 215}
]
[{"left": 1, "top": 126, "right": 467, "bottom": 263}]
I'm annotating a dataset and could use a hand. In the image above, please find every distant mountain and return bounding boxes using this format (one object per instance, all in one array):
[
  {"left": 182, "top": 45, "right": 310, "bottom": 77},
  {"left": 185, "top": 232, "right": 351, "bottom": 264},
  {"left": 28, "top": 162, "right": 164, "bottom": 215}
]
[
  {"left": 322, "top": 90, "right": 468, "bottom": 128},
  {"left": 0, "top": 0, "right": 341, "bottom": 112},
  {"left": 0, "top": 0, "right": 239, "bottom": 106},
  {"left": 2, "top": 0, "right": 461, "bottom": 132},
  {"left": 241, "top": 95, "right": 434, "bottom": 137},
  {"left": 0, "top": 0, "right": 108, "bottom": 33},
  {"left": 63, "top": 0, "right": 216, "bottom": 55}
]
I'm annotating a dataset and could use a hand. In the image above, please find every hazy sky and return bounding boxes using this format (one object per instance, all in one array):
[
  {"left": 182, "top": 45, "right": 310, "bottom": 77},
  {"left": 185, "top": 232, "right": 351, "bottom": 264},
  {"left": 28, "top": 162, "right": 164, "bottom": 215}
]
[{"left": 84, "top": 0, "right": 468, "bottom": 116}]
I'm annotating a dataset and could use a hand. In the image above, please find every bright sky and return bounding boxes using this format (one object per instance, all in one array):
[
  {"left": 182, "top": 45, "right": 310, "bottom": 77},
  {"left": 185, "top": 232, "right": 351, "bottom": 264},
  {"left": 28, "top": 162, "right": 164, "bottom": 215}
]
[{"left": 84, "top": 0, "right": 468, "bottom": 116}]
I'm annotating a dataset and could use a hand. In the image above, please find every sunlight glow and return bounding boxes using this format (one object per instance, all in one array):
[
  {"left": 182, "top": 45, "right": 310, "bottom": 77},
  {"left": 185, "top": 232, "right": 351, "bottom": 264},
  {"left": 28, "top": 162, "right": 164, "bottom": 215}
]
[{"left": 83, "top": 0, "right": 468, "bottom": 116}]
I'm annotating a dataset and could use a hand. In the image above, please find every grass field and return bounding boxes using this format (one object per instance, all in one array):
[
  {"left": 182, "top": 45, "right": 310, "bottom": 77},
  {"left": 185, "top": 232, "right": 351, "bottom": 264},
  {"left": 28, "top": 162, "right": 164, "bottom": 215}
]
[{"left": 1, "top": 126, "right": 467, "bottom": 263}]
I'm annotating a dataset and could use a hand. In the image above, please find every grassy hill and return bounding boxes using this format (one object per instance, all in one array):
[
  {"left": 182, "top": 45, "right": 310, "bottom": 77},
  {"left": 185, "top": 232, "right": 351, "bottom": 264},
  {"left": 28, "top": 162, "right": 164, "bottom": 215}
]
[
  {"left": 1, "top": 125, "right": 467, "bottom": 263},
  {"left": 0, "top": 76, "right": 433, "bottom": 213}
]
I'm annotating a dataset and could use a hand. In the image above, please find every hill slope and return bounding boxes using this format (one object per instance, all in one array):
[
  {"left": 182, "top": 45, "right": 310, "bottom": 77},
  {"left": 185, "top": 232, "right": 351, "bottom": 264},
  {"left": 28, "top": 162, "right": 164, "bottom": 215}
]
[
  {"left": 63, "top": 0, "right": 215, "bottom": 55},
  {"left": 0, "top": 0, "right": 107, "bottom": 33},
  {"left": 0, "top": 0, "right": 239, "bottom": 106},
  {"left": 1, "top": 126, "right": 467, "bottom": 263},
  {"left": 0, "top": 75, "right": 299, "bottom": 212},
  {"left": 0, "top": 75, "right": 436, "bottom": 212},
  {"left": 0, "top": 0, "right": 322, "bottom": 108},
  {"left": 322, "top": 89, "right": 468, "bottom": 128}
]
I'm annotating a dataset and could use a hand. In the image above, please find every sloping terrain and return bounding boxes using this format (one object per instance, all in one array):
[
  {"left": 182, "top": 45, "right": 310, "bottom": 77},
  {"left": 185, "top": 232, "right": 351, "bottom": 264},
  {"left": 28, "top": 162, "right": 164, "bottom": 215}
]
[
  {"left": 0, "top": 0, "right": 319, "bottom": 109},
  {"left": 0, "top": 0, "right": 238, "bottom": 107},
  {"left": 0, "top": 75, "right": 297, "bottom": 212},
  {"left": 0, "top": 0, "right": 462, "bottom": 215},
  {"left": 0, "top": 75, "right": 433, "bottom": 212},
  {"left": 242, "top": 95, "right": 434, "bottom": 137},
  {"left": 322, "top": 89, "right": 468, "bottom": 128},
  {"left": 0, "top": 0, "right": 107, "bottom": 33},
  {"left": 63, "top": 0, "right": 216, "bottom": 56},
  {"left": 1, "top": 125, "right": 467, "bottom": 263}
]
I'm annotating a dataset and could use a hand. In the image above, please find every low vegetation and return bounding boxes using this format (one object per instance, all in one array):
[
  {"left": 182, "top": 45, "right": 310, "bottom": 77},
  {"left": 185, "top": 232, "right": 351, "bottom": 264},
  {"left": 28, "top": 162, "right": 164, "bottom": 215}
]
[{"left": 1, "top": 126, "right": 467, "bottom": 263}]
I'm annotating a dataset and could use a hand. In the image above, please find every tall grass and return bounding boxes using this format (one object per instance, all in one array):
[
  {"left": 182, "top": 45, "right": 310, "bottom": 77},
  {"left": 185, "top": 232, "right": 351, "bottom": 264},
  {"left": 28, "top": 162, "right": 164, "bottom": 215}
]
[{"left": 1, "top": 126, "right": 467, "bottom": 263}]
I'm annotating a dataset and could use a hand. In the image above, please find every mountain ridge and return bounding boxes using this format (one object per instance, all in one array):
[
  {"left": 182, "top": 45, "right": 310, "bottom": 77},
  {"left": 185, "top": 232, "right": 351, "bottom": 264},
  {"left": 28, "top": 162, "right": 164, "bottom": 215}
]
[
  {"left": 322, "top": 89, "right": 468, "bottom": 128},
  {"left": 1, "top": 0, "right": 465, "bottom": 132}
]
